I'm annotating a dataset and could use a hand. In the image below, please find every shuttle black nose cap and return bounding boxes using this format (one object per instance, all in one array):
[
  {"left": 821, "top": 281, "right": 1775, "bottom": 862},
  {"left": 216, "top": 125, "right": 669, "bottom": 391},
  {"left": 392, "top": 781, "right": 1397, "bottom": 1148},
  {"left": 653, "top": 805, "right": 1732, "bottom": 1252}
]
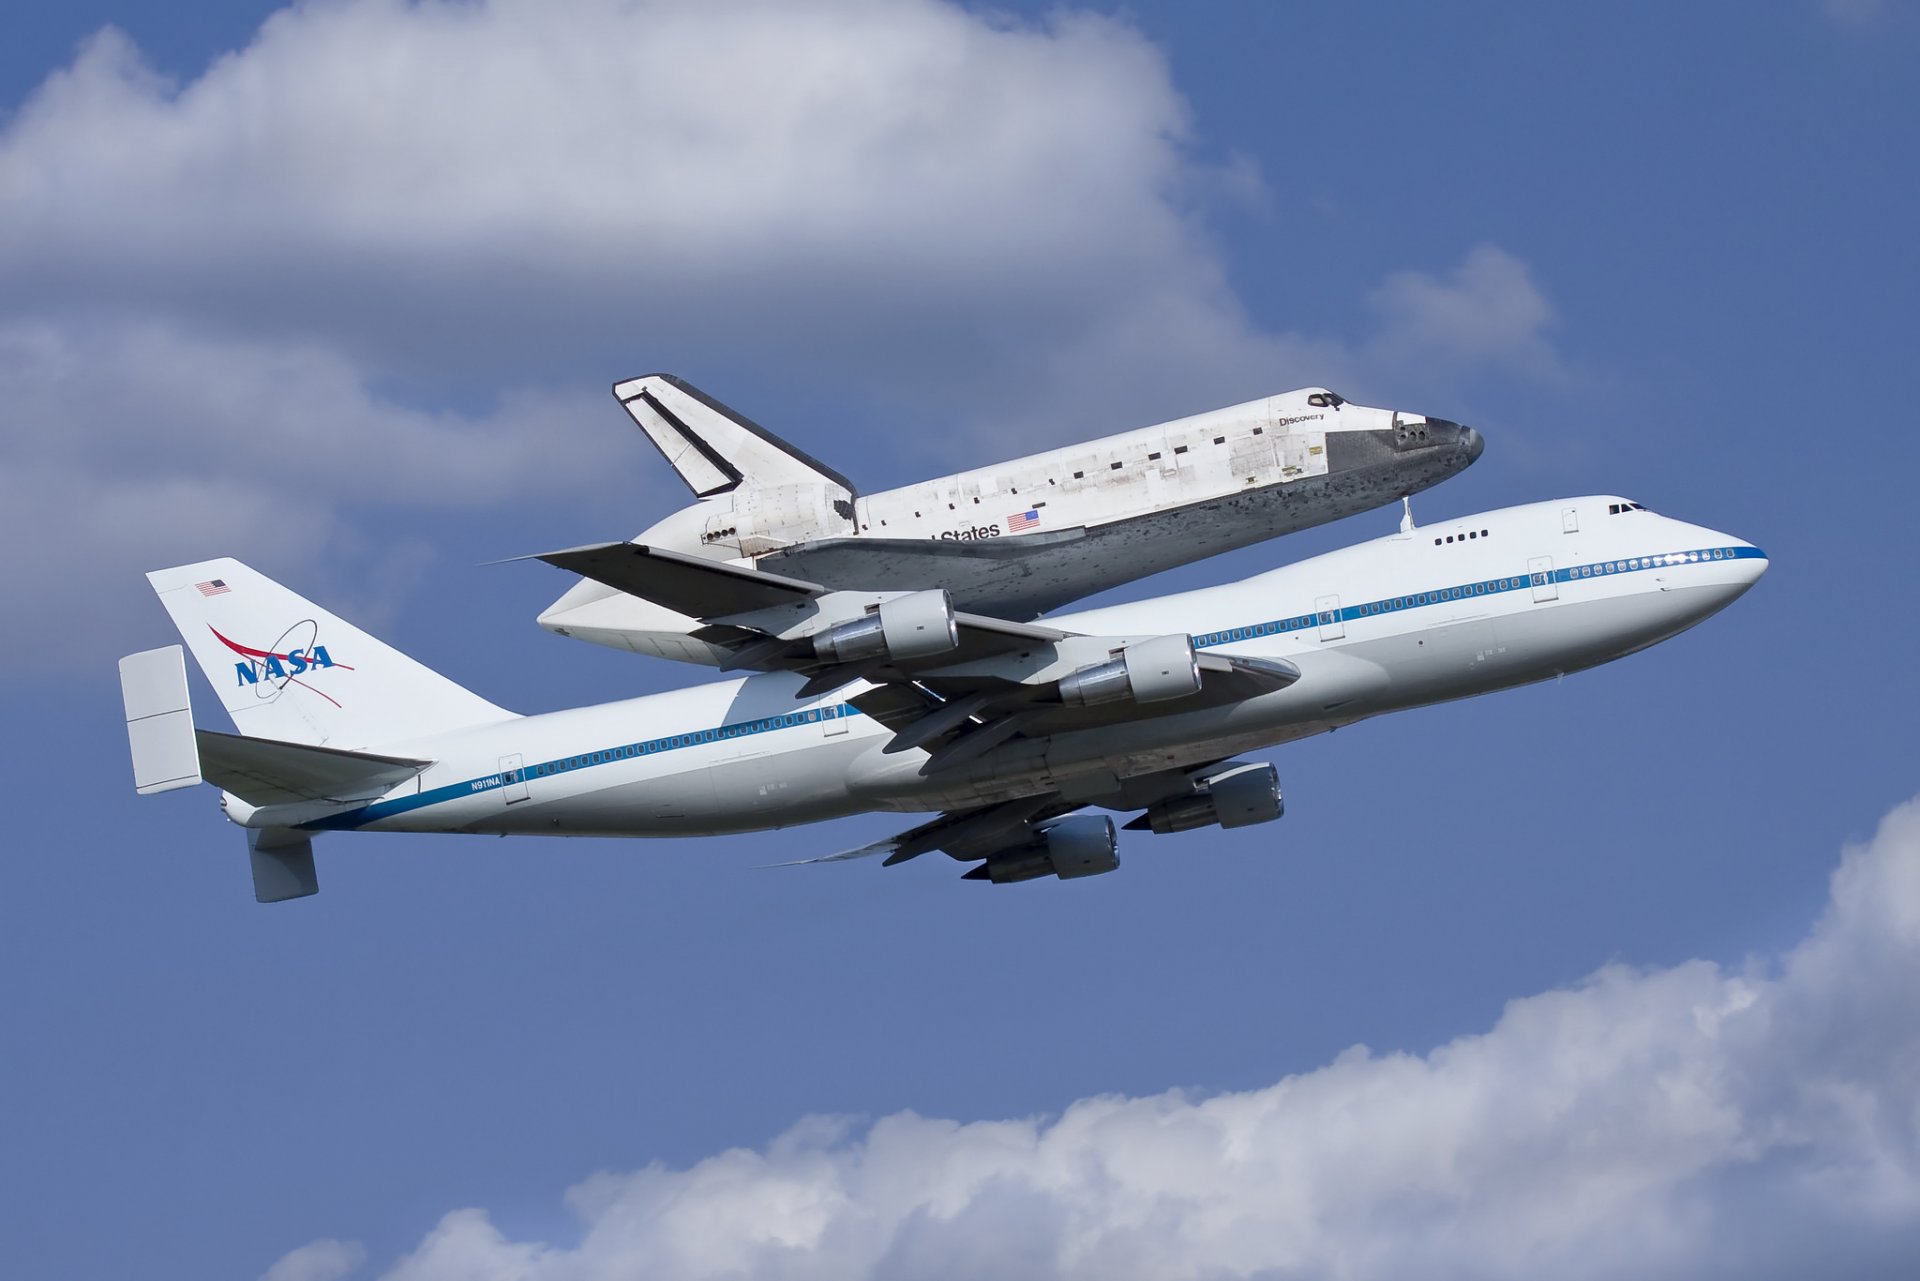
[{"left": 1462, "top": 426, "right": 1484, "bottom": 462}]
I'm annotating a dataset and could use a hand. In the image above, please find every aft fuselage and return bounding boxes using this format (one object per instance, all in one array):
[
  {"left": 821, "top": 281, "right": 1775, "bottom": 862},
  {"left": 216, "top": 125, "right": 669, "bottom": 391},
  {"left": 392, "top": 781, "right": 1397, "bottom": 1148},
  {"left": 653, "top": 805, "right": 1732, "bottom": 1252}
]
[{"left": 249, "top": 496, "right": 1764, "bottom": 840}]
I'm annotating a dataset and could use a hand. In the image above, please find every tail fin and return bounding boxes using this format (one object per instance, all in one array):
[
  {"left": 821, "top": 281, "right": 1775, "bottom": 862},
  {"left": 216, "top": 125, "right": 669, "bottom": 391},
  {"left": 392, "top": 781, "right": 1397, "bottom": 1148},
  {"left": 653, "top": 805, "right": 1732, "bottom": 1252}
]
[
  {"left": 615, "top": 374, "right": 856, "bottom": 500},
  {"left": 146, "top": 559, "right": 512, "bottom": 750}
]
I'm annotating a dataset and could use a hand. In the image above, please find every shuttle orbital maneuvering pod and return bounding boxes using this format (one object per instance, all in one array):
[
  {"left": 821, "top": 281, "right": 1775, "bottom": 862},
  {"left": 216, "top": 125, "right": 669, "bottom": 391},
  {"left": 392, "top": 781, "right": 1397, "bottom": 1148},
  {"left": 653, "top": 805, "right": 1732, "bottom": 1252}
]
[
  {"left": 121, "top": 495, "right": 1763, "bottom": 901},
  {"left": 539, "top": 375, "right": 1485, "bottom": 666}
]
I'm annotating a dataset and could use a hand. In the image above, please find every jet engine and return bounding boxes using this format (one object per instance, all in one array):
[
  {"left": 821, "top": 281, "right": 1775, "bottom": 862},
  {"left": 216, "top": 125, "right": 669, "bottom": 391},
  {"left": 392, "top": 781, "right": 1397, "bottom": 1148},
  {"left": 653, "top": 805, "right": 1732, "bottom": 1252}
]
[
  {"left": 961, "top": 815, "right": 1119, "bottom": 884},
  {"left": 1126, "top": 762, "right": 1283, "bottom": 834},
  {"left": 1057, "top": 634, "right": 1202, "bottom": 707},
  {"left": 811, "top": 589, "right": 959, "bottom": 665}
]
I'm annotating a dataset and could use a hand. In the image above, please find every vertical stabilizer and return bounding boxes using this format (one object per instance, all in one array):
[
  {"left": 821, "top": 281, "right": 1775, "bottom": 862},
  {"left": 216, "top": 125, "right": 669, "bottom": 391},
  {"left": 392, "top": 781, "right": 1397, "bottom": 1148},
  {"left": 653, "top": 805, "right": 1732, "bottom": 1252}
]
[
  {"left": 614, "top": 374, "right": 855, "bottom": 500},
  {"left": 146, "top": 559, "right": 512, "bottom": 751}
]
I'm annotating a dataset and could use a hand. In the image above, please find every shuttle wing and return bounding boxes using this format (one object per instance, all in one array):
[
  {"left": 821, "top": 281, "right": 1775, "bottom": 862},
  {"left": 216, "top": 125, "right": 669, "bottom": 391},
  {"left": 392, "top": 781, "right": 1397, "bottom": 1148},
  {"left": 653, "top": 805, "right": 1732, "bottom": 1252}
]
[{"left": 751, "top": 528, "right": 1095, "bottom": 618}]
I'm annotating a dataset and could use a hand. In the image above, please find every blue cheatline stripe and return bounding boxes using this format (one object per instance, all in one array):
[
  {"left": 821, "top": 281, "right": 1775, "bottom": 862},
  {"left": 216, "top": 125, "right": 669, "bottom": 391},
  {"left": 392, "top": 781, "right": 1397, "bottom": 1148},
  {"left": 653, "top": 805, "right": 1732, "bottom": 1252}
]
[
  {"left": 1190, "top": 545, "right": 1763, "bottom": 647},
  {"left": 304, "top": 702, "right": 860, "bottom": 831},
  {"left": 304, "top": 544, "right": 1763, "bottom": 831}
]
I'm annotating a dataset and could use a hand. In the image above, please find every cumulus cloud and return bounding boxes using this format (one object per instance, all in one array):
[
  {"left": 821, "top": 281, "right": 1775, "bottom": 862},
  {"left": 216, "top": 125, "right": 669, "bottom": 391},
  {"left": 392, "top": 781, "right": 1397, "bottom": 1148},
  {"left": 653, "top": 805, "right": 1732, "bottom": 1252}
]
[
  {"left": 0, "top": 0, "right": 1567, "bottom": 671},
  {"left": 260, "top": 1238, "right": 366, "bottom": 1281},
  {"left": 264, "top": 796, "right": 1920, "bottom": 1281},
  {"left": 1366, "top": 243, "right": 1563, "bottom": 382},
  {"left": 0, "top": 319, "right": 613, "bottom": 669}
]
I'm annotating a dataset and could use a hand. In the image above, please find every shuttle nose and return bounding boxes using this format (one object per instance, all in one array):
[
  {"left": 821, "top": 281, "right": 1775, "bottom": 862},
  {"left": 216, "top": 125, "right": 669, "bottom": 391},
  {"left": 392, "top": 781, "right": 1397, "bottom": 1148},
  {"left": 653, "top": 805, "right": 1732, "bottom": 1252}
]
[{"left": 1406, "top": 416, "right": 1483, "bottom": 463}]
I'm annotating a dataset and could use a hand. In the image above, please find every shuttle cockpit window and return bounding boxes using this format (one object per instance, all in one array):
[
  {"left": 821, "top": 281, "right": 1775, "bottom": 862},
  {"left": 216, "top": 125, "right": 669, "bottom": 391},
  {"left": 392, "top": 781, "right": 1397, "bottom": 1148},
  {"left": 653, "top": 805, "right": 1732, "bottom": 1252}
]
[{"left": 1306, "top": 391, "right": 1347, "bottom": 408}]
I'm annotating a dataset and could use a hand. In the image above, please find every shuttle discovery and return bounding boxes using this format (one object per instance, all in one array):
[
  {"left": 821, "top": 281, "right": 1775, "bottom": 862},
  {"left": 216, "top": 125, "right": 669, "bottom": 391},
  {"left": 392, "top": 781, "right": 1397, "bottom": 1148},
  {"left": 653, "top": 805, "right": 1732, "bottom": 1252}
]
[
  {"left": 540, "top": 376, "right": 1483, "bottom": 665},
  {"left": 122, "top": 496, "right": 1763, "bottom": 901}
]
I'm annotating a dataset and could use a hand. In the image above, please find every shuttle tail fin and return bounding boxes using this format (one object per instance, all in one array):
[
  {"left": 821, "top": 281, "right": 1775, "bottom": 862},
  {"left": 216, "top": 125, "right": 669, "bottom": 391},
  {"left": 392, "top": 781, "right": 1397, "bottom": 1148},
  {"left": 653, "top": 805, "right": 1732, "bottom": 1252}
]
[
  {"left": 614, "top": 374, "right": 856, "bottom": 501},
  {"left": 145, "top": 559, "right": 514, "bottom": 751}
]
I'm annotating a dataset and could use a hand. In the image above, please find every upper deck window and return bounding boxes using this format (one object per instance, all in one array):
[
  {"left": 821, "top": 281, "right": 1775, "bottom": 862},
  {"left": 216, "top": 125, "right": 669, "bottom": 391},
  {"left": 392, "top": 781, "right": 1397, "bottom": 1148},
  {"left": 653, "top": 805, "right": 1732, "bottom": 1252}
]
[{"left": 1306, "top": 391, "right": 1347, "bottom": 408}]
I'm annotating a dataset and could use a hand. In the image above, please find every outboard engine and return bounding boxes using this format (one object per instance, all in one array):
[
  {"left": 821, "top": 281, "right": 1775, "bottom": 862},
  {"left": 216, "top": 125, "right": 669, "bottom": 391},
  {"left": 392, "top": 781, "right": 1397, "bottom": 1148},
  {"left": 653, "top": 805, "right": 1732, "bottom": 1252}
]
[
  {"left": 1126, "top": 762, "right": 1283, "bottom": 834},
  {"left": 962, "top": 815, "right": 1119, "bottom": 883}
]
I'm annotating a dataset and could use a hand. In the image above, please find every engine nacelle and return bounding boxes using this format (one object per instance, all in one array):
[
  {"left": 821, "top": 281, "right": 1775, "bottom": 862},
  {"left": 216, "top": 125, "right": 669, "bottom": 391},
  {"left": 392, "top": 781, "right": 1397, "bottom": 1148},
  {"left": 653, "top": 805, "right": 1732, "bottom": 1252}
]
[
  {"left": 812, "top": 589, "right": 959, "bottom": 665},
  {"left": 1133, "top": 762, "right": 1282, "bottom": 835},
  {"left": 963, "top": 815, "right": 1119, "bottom": 884},
  {"left": 1057, "top": 633, "right": 1201, "bottom": 707}
]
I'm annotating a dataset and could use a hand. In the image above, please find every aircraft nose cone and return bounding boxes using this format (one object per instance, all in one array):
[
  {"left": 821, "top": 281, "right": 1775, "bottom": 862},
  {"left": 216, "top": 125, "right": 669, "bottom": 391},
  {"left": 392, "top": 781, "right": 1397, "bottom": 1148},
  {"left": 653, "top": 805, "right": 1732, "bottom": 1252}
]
[
  {"left": 1461, "top": 425, "right": 1484, "bottom": 463},
  {"left": 1735, "top": 546, "right": 1769, "bottom": 586}
]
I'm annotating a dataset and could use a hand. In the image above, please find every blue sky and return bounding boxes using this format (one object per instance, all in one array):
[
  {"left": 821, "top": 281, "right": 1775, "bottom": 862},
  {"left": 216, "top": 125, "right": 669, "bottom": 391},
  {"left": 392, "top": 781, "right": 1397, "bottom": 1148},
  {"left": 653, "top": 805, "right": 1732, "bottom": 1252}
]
[{"left": 2, "top": 3, "right": 1917, "bottom": 1278}]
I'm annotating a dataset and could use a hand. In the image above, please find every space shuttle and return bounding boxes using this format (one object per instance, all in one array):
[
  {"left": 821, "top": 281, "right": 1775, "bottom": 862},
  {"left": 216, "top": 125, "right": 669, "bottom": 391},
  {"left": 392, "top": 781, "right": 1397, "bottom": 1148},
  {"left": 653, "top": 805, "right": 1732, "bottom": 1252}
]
[{"left": 539, "top": 374, "right": 1483, "bottom": 666}]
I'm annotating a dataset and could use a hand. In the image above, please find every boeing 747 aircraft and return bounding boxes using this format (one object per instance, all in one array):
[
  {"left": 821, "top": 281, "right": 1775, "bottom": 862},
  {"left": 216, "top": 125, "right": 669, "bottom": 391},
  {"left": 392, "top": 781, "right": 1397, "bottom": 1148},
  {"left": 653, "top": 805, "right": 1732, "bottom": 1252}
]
[
  {"left": 540, "top": 376, "right": 1482, "bottom": 665},
  {"left": 121, "top": 496, "right": 1763, "bottom": 901}
]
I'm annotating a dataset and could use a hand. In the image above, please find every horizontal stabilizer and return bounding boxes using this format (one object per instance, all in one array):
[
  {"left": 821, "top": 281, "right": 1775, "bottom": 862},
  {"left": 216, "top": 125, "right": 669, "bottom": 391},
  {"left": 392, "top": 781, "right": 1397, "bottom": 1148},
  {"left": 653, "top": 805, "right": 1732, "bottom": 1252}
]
[
  {"left": 615, "top": 374, "right": 855, "bottom": 500},
  {"left": 196, "top": 730, "right": 431, "bottom": 807},
  {"left": 121, "top": 646, "right": 201, "bottom": 794}
]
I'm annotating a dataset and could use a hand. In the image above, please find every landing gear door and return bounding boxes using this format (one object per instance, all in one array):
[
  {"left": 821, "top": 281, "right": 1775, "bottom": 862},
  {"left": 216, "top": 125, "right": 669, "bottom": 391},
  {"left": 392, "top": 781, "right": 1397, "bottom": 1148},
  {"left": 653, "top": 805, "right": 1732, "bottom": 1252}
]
[
  {"left": 1315, "top": 594, "right": 1345, "bottom": 640},
  {"left": 1528, "top": 557, "right": 1558, "bottom": 603}
]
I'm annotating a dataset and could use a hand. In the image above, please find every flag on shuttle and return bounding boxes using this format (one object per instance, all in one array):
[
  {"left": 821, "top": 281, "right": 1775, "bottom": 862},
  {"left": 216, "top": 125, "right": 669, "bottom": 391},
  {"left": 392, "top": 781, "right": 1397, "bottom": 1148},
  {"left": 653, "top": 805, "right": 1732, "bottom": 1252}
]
[
  {"left": 1007, "top": 509, "right": 1041, "bottom": 533},
  {"left": 195, "top": 579, "right": 231, "bottom": 597}
]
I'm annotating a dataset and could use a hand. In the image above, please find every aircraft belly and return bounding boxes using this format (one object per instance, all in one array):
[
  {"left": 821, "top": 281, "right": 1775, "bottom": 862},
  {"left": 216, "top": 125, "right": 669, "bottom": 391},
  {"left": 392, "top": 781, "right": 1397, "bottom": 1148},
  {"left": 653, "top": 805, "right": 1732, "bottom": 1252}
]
[{"left": 441, "top": 736, "right": 875, "bottom": 838}]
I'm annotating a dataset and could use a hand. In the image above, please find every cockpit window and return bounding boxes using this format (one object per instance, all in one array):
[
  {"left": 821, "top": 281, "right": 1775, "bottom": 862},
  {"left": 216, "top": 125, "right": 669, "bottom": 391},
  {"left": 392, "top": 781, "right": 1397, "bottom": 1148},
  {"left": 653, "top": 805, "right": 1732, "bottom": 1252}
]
[
  {"left": 1306, "top": 391, "right": 1346, "bottom": 408},
  {"left": 1607, "top": 502, "right": 1649, "bottom": 515}
]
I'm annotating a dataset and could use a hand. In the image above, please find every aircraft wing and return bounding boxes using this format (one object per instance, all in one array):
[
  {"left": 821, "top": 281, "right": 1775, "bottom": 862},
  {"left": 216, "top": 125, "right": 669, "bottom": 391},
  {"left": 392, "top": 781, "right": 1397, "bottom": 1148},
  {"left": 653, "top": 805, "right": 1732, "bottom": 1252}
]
[
  {"left": 533, "top": 541, "right": 1069, "bottom": 689},
  {"left": 769, "top": 760, "right": 1247, "bottom": 878},
  {"left": 527, "top": 540, "right": 1299, "bottom": 771}
]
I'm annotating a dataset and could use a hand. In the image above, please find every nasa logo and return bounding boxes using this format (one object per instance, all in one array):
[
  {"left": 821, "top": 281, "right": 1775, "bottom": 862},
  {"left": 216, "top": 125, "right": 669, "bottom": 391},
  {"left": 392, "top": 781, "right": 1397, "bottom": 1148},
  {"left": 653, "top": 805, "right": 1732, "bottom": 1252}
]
[
  {"left": 935, "top": 524, "right": 1002, "bottom": 542},
  {"left": 211, "top": 622, "right": 354, "bottom": 707}
]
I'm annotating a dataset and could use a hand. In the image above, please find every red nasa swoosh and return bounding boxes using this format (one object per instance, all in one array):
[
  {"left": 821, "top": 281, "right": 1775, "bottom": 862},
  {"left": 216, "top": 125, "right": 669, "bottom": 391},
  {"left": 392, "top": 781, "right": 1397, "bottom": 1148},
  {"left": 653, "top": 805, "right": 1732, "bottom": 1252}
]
[
  {"left": 209, "top": 625, "right": 354, "bottom": 708},
  {"left": 209, "top": 626, "right": 356, "bottom": 670}
]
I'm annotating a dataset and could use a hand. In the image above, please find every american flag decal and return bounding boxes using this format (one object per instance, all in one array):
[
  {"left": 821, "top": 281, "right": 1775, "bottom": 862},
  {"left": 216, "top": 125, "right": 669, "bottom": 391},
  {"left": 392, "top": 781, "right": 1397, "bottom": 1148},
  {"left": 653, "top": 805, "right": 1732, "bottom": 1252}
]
[
  {"left": 195, "top": 579, "right": 231, "bottom": 597},
  {"left": 1007, "top": 509, "right": 1041, "bottom": 533}
]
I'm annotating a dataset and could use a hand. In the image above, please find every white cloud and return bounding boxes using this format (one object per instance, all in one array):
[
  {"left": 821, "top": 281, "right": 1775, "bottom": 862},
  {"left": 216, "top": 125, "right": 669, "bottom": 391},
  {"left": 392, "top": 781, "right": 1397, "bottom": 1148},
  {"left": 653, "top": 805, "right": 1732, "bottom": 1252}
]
[
  {"left": 0, "top": 319, "right": 615, "bottom": 671},
  {"left": 259, "top": 794, "right": 1920, "bottom": 1281},
  {"left": 1366, "top": 243, "right": 1563, "bottom": 382},
  {"left": 0, "top": 0, "right": 1567, "bottom": 671},
  {"left": 259, "top": 1238, "right": 366, "bottom": 1281}
]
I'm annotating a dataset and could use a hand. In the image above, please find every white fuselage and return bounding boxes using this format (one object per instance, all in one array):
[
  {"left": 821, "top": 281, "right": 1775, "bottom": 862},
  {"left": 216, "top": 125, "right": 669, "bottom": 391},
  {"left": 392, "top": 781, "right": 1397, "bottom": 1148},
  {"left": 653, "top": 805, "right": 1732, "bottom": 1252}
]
[{"left": 244, "top": 496, "right": 1764, "bottom": 841}]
